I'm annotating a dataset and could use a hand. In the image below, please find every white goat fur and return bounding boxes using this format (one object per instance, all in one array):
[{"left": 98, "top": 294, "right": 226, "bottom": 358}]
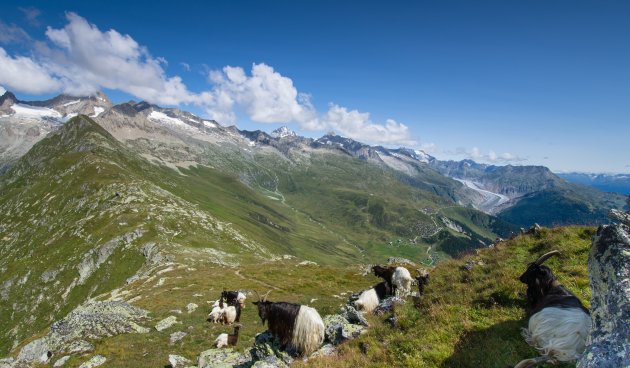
[
  {"left": 354, "top": 288, "right": 379, "bottom": 313},
  {"left": 237, "top": 292, "right": 246, "bottom": 307},
  {"left": 221, "top": 306, "right": 237, "bottom": 325},
  {"left": 208, "top": 305, "right": 237, "bottom": 324},
  {"left": 392, "top": 267, "right": 413, "bottom": 296},
  {"left": 521, "top": 307, "right": 590, "bottom": 363},
  {"left": 208, "top": 305, "right": 223, "bottom": 323},
  {"left": 215, "top": 333, "right": 228, "bottom": 348},
  {"left": 292, "top": 305, "right": 325, "bottom": 356}
]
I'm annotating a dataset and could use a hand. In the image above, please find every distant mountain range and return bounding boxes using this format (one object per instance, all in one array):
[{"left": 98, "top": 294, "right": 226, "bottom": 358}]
[{"left": 557, "top": 172, "right": 630, "bottom": 195}]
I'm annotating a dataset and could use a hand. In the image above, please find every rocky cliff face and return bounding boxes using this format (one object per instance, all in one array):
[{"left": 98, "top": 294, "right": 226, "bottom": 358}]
[{"left": 578, "top": 205, "right": 630, "bottom": 367}]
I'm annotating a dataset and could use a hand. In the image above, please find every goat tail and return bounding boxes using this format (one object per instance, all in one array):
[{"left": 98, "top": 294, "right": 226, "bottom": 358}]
[
  {"left": 513, "top": 355, "right": 551, "bottom": 368},
  {"left": 292, "top": 305, "right": 325, "bottom": 356}
]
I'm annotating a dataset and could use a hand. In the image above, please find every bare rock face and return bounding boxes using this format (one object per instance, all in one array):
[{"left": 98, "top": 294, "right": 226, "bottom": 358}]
[
  {"left": 578, "top": 223, "right": 630, "bottom": 367},
  {"left": 15, "top": 301, "right": 149, "bottom": 365}
]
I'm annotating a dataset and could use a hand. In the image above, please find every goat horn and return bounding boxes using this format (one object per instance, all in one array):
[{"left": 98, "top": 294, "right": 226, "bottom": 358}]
[
  {"left": 534, "top": 250, "right": 561, "bottom": 265},
  {"left": 253, "top": 290, "right": 261, "bottom": 301},
  {"left": 262, "top": 290, "right": 271, "bottom": 302}
]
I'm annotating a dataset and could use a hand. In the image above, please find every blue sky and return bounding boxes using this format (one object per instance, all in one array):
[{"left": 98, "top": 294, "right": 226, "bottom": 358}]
[{"left": 0, "top": 1, "right": 629, "bottom": 172}]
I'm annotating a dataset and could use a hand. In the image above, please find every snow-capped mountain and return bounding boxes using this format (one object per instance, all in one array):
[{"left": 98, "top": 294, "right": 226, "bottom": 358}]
[{"left": 270, "top": 126, "right": 297, "bottom": 138}]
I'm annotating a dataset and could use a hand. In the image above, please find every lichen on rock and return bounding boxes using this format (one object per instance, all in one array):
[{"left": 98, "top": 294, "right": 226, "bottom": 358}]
[{"left": 578, "top": 222, "right": 630, "bottom": 367}]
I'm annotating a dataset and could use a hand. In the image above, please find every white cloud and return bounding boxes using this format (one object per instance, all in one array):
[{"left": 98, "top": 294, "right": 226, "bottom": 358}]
[
  {"left": 462, "top": 146, "right": 524, "bottom": 163},
  {"left": 180, "top": 62, "right": 191, "bottom": 72},
  {"left": 204, "top": 64, "right": 317, "bottom": 126},
  {"left": 202, "top": 64, "right": 414, "bottom": 145},
  {"left": 420, "top": 142, "right": 438, "bottom": 154},
  {"left": 319, "top": 104, "right": 415, "bottom": 145},
  {"left": 0, "top": 47, "right": 61, "bottom": 93},
  {"left": 0, "top": 21, "right": 31, "bottom": 44},
  {"left": 0, "top": 13, "right": 417, "bottom": 146},
  {"left": 0, "top": 85, "right": 6, "bottom": 95},
  {"left": 40, "top": 12, "right": 197, "bottom": 104}
]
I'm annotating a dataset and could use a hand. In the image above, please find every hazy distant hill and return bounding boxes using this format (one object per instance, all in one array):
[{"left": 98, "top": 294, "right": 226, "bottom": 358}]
[{"left": 558, "top": 172, "right": 630, "bottom": 195}]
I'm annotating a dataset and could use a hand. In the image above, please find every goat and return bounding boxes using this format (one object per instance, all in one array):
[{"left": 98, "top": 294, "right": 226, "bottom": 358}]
[
  {"left": 207, "top": 298, "right": 240, "bottom": 325},
  {"left": 215, "top": 324, "right": 241, "bottom": 348},
  {"left": 252, "top": 291, "right": 324, "bottom": 356},
  {"left": 221, "top": 290, "right": 247, "bottom": 309},
  {"left": 415, "top": 269, "right": 429, "bottom": 295},
  {"left": 373, "top": 265, "right": 414, "bottom": 296},
  {"left": 354, "top": 281, "right": 392, "bottom": 313},
  {"left": 514, "top": 250, "right": 590, "bottom": 368}
]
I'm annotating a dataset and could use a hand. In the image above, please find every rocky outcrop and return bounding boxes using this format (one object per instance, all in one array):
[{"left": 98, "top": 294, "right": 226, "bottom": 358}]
[
  {"left": 197, "top": 348, "right": 251, "bottom": 368},
  {"left": 12, "top": 302, "right": 149, "bottom": 366},
  {"left": 578, "top": 219, "right": 630, "bottom": 367}
]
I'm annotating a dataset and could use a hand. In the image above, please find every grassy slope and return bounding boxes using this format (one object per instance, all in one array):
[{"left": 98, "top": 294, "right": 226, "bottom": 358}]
[
  {"left": 301, "top": 226, "right": 594, "bottom": 368},
  {"left": 55, "top": 259, "right": 377, "bottom": 368}
]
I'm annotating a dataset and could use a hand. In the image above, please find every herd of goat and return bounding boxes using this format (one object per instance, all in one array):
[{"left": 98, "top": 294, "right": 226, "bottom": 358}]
[{"left": 205, "top": 253, "right": 590, "bottom": 367}]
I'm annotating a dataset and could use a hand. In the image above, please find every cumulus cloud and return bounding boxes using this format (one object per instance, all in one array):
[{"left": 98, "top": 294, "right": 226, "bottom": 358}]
[
  {"left": 41, "top": 12, "right": 197, "bottom": 104},
  {"left": 462, "top": 146, "right": 524, "bottom": 163},
  {"left": 0, "top": 85, "right": 6, "bottom": 95},
  {"left": 0, "top": 12, "right": 417, "bottom": 146},
  {"left": 0, "top": 47, "right": 61, "bottom": 93},
  {"left": 204, "top": 64, "right": 317, "bottom": 126},
  {"left": 319, "top": 104, "right": 415, "bottom": 145},
  {"left": 203, "top": 64, "right": 413, "bottom": 145}
]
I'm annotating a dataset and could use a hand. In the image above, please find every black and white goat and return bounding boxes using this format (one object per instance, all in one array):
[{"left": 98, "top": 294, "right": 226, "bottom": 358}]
[
  {"left": 354, "top": 281, "right": 392, "bottom": 313},
  {"left": 372, "top": 265, "right": 414, "bottom": 296},
  {"left": 207, "top": 294, "right": 241, "bottom": 324},
  {"left": 514, "top": 250, "right": 590, "bottom": 368},
  {"left": 221, "top": 290, "right": 247, "bottom": 309},
  {"left": 215, "top": 324, "right": 241, "bottom": 348},
  {"left": 252, "top": 291, "right": 325, "bottom": 356}
]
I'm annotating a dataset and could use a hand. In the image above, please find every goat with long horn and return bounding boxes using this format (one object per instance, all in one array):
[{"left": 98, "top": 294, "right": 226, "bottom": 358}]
[
  {"left": 513, "top": 250, "right": 591, "bottom": 368},
  {"left": 252, "top": 290, "right": 324, "bottom": 356}
]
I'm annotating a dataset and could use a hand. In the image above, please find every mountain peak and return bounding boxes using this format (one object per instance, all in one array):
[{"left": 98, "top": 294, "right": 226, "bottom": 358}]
[
  {"left": 0, "top": 91, "right": 18, "bottom": 106},
  {"left": 270, "top": 126, "right": 297, "bottom": 138}
]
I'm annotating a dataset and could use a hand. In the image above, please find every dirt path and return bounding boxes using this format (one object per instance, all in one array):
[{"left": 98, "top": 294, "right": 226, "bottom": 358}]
[{"left": 234, "top": 269, "right": 283, "bottom": 291}]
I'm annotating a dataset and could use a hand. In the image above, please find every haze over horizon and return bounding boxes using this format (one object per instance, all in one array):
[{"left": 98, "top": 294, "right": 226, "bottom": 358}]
[{"left": 0, "top": 0, "right": 628, "bottom": 173}]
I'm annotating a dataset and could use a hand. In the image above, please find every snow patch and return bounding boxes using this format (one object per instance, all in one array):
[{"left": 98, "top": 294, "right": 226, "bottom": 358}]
[
  {"left": 62, "top": 113, "right": 78, "bottom": 122},
  {"left": 63, "top": 99, "right": 81, "bottom": 107},
  {"left": 11, "top": 103, "right": 62, "bottom": 119},
  {"left": 203, "top": 120, "right": 216, "bottom": 128},
  {"left": 148, "top": 111, "right": 189, "bottom": 129},
  {"left": 90, "top": 106, "right": 105, "bottom": 117}
]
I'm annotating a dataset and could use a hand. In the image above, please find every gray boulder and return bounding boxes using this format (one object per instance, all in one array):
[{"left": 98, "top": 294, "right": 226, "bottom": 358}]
[
  {"left": 168, "top": 354, "right": 192, "bottom": 368},
  {"left": 78, "top": 355, "right": 106, "bottom": 368},
  {"left": 323, "top": 315, "right": 365, "bottom": 344},
  {"left": 197, "top": 348, "right": 251, "bottom": 368},
  {"left": 339, "top": 305, "right": 369, "bottom": 327},
  {"left": 373, "top": 296, "right": 405, "bottom": 315},
  {"left": 155, "top": 316, "right": 179, "bottom": 332},
  {"left": 578, "top": 224, "right": 630, "bottom": 368},
  {"left": 250, "top": 331, "right": 294, "bottom": 366}
]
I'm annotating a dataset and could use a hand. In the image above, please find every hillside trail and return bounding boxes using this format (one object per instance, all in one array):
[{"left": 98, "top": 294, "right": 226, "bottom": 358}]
[{"left": 234, "top": 269, "right": 283, "bottom": 291}]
